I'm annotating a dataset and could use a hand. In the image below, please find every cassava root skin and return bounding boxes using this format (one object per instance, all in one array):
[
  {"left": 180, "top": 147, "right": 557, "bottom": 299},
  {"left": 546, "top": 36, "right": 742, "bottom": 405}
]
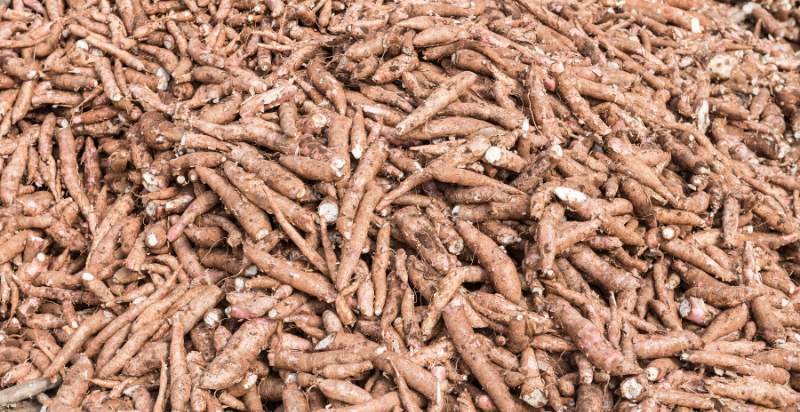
[{"left": 2, "top": 0, "right": 800, "bottom": 411}]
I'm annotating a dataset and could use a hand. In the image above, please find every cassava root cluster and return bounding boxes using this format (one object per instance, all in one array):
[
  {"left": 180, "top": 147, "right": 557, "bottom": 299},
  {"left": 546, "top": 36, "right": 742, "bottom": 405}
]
[{"left": 1, "top": 0, "right": 800, "bottom": 411}]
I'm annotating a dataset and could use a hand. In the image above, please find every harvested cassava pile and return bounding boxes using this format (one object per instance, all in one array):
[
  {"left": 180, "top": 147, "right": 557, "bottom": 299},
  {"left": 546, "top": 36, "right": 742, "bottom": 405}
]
[{"left": 2, "top": 0, "right": 800, "bottom": 411}]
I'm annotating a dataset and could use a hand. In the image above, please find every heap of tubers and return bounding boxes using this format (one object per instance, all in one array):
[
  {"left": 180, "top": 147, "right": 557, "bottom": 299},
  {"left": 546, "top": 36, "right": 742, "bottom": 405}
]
[{"left": 2, "top": 0, "right": 800, "bottom": 410}]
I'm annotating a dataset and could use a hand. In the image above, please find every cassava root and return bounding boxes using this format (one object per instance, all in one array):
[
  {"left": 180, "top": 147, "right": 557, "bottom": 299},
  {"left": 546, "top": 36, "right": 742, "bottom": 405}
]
[{"left": 2, "top": 0, "right": 800, "bottom": 411}]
